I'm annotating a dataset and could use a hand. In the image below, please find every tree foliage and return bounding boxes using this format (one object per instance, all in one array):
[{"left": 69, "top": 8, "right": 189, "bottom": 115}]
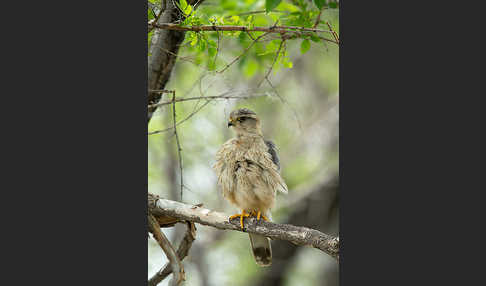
[{"left": 148, "top": 0, "right": 339, "bottom": 77}]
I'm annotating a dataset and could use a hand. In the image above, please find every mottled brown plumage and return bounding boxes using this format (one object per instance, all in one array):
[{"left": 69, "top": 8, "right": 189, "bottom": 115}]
[{"left": 213, "top": 108, "right": 288, "bottom": 266}]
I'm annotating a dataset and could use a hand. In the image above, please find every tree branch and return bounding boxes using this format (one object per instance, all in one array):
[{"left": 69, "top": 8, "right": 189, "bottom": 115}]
[
  {"left": 147, "top": 90, "right": 271, "bottom": 109},
  {"left": 147, "top": 89, "right": 273, "bottom": 135},
  {"left": 148, "top": 214, "right": 185, "bottom": 286},
  {"left": 148, "top": 0, "right": 206, "bottom": 124},
  {"left": 170, "top": 91, "right": 184, "bottom": 201},
  {"left": 148, "top": 222, "right": 197, "bottom": 286},
  {"left": 150, "top": 23, "right": 334, "bottom": 34},
  {"left": 217, "top": 31, "right": 270, "bottom": 73},
  {"left": 257, "top": 39, "right": 285, "bottom": 87},
  {"left": 148, "top": 194, "right": 340, "bottom": 260}
]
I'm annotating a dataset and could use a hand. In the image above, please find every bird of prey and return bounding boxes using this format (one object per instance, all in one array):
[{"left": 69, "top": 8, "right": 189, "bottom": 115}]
[{"left": 213, "top": 108, "right": 288, "bottom": 267}]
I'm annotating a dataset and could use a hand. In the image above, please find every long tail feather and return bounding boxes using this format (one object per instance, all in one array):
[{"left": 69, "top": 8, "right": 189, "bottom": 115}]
[{"left": 249, "top": 233, "right": 272, "bottom": 266}]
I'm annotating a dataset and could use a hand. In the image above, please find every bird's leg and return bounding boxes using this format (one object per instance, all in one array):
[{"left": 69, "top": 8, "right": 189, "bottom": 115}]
[
  {"left": 229, "top": 210, "right": 250, "bottom": 230},
  {"left": 256, "top": 211, "right": 269, "bottom": 222}
]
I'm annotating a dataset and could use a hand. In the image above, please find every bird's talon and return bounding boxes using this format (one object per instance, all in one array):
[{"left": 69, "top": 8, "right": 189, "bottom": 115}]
[
  {"left": 255, "top": 211, "right": 269, "bottom": 222},
  {"left": 229, "top": 211, "right": 250, "bottom": 230},
  {"left": 229, "top": 214, "right": 241, "bottom": 220}
]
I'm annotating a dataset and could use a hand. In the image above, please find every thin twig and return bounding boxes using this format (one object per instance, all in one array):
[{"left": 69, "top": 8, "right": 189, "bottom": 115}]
[
  {"left": 147, "top": 90, "right": 273, "bottom": 135},
  {"left": 265, "top": 77, "right": 303, "bottom": 131},
  {"left": 148, "top": 221, "right": 197, "bottom": 286},
  {"left": 148, "top": 91, "right": 269, "bottom": 109},
  {"left": 217, "top": 31, "right": 270, "bottom": 73},
  {"left": 149, "top": 89, "right": 175, "bottom": 94},
  {"left": 325, "top": 20, "right": 339, "bottom": 44},
  {"left": 148, "top": 99, "right": 212, "bottom": 135},
  {"left": 171, "top": 91, "right": 184, "bottom": 201},
  {"left": 158, "top": 46, "right": 212, "bottom": 71},
  {"left": 313, "top": 9, "right": 324, "bottom": 28},
  {"left": 224, "top": 10, "right": 289, "bottom": 18},
  {"left": 257, "top": 39, "right": 285, "bottom": 87},
  {"left": 148, "top": 214, "right": 185, "bottom": 286},
  {"left": 213, "top": 30, "right": 221, "bottom": 67},
  {"left": 149, "top": 90, "right": 175, "bottom": 108},
  {"left": 246, "top": 30, "right": 255, "bottom": 40},
  {"left": 281, "top": 33, "right": 338, "bottom": 44}
]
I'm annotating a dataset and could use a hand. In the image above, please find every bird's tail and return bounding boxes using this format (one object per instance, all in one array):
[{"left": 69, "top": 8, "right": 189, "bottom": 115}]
[
  {"left": 249, "top": 211, "right": 272, "bottom": 267},
  {"left": 249, "top": 233, "right": 272, "bottom": 267}
]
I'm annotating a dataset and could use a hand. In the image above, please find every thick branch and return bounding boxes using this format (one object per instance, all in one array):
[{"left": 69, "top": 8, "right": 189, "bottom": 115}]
[
  {"left": 148, "top": 0, "right": 205, "bottom": 123},
  {"left": 148, "top": 194, "right": 339, "bottom": 260}
]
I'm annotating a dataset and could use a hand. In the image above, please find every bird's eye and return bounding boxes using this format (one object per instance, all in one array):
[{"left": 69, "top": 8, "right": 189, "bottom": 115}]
[{"left": 237, "top": 117, "right": 246, "bottom": 122}]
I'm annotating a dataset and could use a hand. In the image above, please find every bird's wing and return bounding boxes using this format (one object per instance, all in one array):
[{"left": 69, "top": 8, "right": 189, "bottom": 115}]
[
  {"left": 258, "top": 140, "right": 287, "bottom": 194},
  {"left": 264, "top": 140, "right": 280, "bottom": 171}
]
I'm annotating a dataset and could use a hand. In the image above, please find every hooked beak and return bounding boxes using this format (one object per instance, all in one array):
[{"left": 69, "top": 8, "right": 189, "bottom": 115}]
[{"left": 228, "top": 121, "right": 234, "bottom": 127}]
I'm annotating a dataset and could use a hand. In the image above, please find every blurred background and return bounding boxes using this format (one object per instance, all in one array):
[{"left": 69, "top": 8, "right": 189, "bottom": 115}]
[{"left": 148, "top": 1, "right": 338, "bottom": 285}]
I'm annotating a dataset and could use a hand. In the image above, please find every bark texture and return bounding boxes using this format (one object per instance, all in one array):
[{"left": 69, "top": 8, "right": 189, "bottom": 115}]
[
  {"left": 148, "top": 193, "right": 339, "bottom": 260},
  {"left": 148, "top": 0, "right": 203, "bottom": 123}
]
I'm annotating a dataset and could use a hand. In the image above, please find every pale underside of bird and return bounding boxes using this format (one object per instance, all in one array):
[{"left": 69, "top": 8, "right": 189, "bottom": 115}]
[{"left": 213, "top": 108, "right": 288, "bottom": 267}]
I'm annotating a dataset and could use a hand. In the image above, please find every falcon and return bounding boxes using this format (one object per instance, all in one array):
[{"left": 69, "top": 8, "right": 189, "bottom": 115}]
[{"left": 213, "top": 108, "right": 288, "bottom": 266}]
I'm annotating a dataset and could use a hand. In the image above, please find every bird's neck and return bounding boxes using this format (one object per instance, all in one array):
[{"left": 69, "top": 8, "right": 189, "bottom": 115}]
[{"left": 236, "top": 133, "right": 264, "bottom": 146}]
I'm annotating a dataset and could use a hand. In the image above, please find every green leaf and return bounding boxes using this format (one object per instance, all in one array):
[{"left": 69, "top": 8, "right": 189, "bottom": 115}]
[
  {"left": 184, "top": 4, "right": 192, "bottom": 15},
  {"left": 266, "top": 40, "right": 280, "bottom": 53},
  {"left": 208, "top": 46, "right": 217, "bottom": 58},
  {"left": 283, "top": 59, "right": 293, "bottom": 69},
  {"left": 198, "top": 39, "right": 207, "bottom": 52},
  {"left": 243, "top": 58, "right": 259, "bottom": 78},
  {"left": 207, "top": 60, "right": 216, "bottom": 71},
  {"left": 190, "top": 34, "right": 198, "bottom": 46},
  {"left": 300, "top": 39, "right": 311, "bottom": 54},
  {"left": 231, "top": 15, "right": 240, "bottom": 23},
  {"left": 254, "top": 42, "right": 266, "bottom": 55},
  {"left": 148, "top": 9, "right": 154, "bottom": 21},
  {"left": 179, "top": 0, "right": 188, "bottom": 10},
  {"left": 208, "top": 40, "right": 217, "bottom": 57},
  {"left": 208, "top": 39, "right": 217, "bottom": 48},
  {"left": 310, "top": 35, "right": 321, "bottom": 42},
  {"left": 329, "top": 2, "right": 338, "bottom": 8},
  {"left": 313, "top": 0, "right": 326, "bottom": 10},
  {"left": 277, "top": 2, "right": 300, "bottom": 12},
  {"left": 266, "top": 0, "right": 282, "bottom": 12}
]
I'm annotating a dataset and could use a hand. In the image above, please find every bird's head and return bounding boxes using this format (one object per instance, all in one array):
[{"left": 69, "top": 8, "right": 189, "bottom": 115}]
[{"left": 227, "top": 108, "right": 262, "bottom": 136}]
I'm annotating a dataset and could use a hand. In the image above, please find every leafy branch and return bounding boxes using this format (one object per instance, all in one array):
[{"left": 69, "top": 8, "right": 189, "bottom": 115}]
[{"left": 149, "top": 23, "right": 336, "bottom": 37}]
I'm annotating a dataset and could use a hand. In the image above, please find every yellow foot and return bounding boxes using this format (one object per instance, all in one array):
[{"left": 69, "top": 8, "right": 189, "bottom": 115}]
[
  {"left": 229, "top": 210, "right": 250, "bottom": 230},
  {"left": 256, "top": 211, "right": 269, "bottom": 222}
]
